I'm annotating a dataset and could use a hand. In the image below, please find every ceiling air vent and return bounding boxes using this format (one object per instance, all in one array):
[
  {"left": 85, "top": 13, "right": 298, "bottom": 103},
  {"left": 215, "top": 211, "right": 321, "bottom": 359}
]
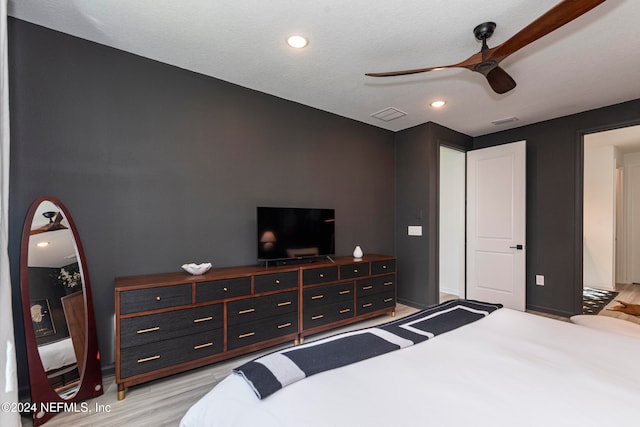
[
  {"left": 491, "top": 116, "right": 519, "bottom": 126},
  {"left": 371, "top": 107, "right": 407, "bottom": 122}
]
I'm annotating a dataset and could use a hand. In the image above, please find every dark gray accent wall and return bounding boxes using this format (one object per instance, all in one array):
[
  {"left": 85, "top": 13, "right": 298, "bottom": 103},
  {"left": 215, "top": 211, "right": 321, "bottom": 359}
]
[
  {"left": 395, "top": 122, "right": 472, "bottom": 308},
  {"left": 8, "top": 18, "right": 395, "bottom": 386},
  {"left": 473, "top": 99, "right": 640, "bottom": 317}
]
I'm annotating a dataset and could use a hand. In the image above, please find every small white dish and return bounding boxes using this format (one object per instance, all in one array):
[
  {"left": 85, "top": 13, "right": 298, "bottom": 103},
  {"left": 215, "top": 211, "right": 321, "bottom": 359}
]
[{"left": 181, "top": 262, "right": 212, "bottom": 275}]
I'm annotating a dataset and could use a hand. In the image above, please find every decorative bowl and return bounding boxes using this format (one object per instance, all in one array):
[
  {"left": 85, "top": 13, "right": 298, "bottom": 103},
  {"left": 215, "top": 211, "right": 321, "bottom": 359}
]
[{"left": 181, "top": 262, "right": 212, "bottom": 275}]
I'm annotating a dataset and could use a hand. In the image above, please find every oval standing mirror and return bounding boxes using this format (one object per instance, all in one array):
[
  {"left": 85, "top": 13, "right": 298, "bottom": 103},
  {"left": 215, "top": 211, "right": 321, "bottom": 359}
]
[{"left": 20, "top": 196, "right": 103, "bottom": 426}]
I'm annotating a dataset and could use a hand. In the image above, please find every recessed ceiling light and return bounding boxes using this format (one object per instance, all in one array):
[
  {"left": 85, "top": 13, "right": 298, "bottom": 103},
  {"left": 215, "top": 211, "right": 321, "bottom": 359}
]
[
  {"left": 36, "top": 241, "right": 50, "bottom": 248},
  {"left": 286, "top": 35, "right": 308, "bottom": 49},
  {"left": 430, "top": 100, "right": 446, "bottom": 108}
]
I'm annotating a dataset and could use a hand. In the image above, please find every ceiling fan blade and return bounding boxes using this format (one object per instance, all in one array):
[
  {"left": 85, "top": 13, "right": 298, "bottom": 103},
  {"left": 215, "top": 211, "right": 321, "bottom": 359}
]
[
  {"left": 53, "top": 211, "right": 64, "bottom": 225},
  {"left": 30, "top": 227, "right": 48, "bottom": 236},
  {"left": 489, "top": 0, "right": 607, "bottom": 62},
  {"left": 485, "top": 66, "right": 517, "bottom": 94},
  {"left": 29, "top": 212, "right": 68, "bottom": 235},
  {"left": 365, "top": 63, "right": 459, "bottom": 77}
]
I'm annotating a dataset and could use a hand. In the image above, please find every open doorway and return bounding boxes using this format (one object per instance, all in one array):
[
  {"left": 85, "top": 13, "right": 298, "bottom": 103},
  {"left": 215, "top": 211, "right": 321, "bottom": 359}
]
[
  {"left": 439, "top": 146, "right": 466, "bottom": 303},
  {"left": 583, "top": 124, "right": 640, "bottom": 312}
]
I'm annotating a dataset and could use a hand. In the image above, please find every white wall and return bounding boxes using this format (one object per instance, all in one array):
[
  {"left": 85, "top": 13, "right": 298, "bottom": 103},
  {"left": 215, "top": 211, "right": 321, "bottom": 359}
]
[
  {"left": 625, "top": 152, "right": 640, "bottom": 284},
  {"left": 583, "top": 144, "right": 616, "bottom": 290},
  {"left": 439, "top": 146, "right": 465, "bottom": 297}
]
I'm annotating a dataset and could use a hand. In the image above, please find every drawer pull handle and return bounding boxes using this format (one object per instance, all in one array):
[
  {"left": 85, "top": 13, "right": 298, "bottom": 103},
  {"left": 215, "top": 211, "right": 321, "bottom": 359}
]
[
  {"left": 275, "top": 279, "right": 281, "bottom": 284},
  {"left": 311, "top": 295, "right": 324, "bottom": 300},
  {"left": 362, "top": 303, "right": 373, "bottom": 308},
  {"left": 277, "top": 301, "right": 292, "bottom": 307},
  {"left": 136, "top": 326, "right": 160, "bottom": 334},
  {"left": 194, "top": 342, "right": 213, "bottom": 350},
  {"left": 239, "top": 308, "right": 255, "bottom": 315},
  {"left": 382, "top": 265, "right": 388, "bottom": 269},
  {"left": 311, "top": 314, "right": 324, "bottom": 320},
  {"left": 239, "top": 332, "right": 255, "bottom": 339},
  {"left": 193, "top": 316, "right": 213, "bottom": 323},
  {"left": 384, "top": 298, "right": 393, "bottom": 303},
  {"left": 223, "top": 287, "right": 228, "bottom": 292},
  {"left": 362, "top": 285, "right": 373, "bottom": 290},
  {"left": 339, "top": 308, "right": 351, "bottom": 314},
  {"left": 353, "top": 269, "right": 359, "bottom": 273},
  {"left": 319, "top": 273, "right": 324, "bottom": 278},
  {"left": 277, "top": 322, "right": 292, "bottom": 329},
  {"left": 156, "top": 296, "right": 161, "bottom": 301},
  {"left": 383, "top": 281, "right": 393, "bottom": 286},
  {"left": 339, "top": 290, "right": 351, "bottom": 295},
  {"left": 138, "top": 355, "right": 160, "bottom": 363}
]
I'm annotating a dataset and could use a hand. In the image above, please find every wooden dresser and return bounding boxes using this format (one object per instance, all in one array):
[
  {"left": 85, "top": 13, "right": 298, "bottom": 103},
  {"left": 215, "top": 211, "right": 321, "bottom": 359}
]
[
  {"left": 115, "top": 254, "right": 396, "bottom": 399},
  {"left": 299, "top": 256, "right": 396, "bottom": 341}
]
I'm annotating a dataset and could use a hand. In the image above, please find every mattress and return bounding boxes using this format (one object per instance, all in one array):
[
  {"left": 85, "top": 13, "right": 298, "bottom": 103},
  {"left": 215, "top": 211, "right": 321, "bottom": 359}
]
[
  {"left": 37, "top": 337, "right": 77, "bottom": 372},
  {"left": 181, "top": 308, "right": 640, "bottom": 426}
]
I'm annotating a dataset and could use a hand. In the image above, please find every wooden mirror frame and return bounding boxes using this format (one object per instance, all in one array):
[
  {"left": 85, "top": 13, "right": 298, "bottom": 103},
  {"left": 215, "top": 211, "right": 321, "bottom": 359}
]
[{"left": 20, "top": 196, "right": 103, "bottom": 426}]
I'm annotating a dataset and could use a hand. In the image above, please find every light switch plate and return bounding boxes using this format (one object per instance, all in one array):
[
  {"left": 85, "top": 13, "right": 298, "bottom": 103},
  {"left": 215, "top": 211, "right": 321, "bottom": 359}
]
[
  {"left": 408, "top": 225, "right": 422, "bottom": 236},
  {"left": 535, "top": 275, "right": 544, "bottom": 286}
]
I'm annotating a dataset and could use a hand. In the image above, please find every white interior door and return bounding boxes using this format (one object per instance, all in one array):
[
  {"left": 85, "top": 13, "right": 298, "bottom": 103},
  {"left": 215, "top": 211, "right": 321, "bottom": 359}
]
[{"left": 467, "top": 141, "right": 526, "bottom": 311}]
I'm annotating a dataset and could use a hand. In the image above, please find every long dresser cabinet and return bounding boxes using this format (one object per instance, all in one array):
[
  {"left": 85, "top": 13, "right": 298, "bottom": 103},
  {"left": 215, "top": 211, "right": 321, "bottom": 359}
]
[{"left": 115, "top": 254, "right": 395, "bottom": 399}]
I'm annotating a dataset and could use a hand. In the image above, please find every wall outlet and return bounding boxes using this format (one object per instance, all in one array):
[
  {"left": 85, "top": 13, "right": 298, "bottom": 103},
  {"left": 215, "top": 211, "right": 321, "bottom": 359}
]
[
  {"left": 408, "top": 225, "right": 422, "bottom": 236},
  {"left": 535, "top": 275, "right": 545, "bottom": 286}
]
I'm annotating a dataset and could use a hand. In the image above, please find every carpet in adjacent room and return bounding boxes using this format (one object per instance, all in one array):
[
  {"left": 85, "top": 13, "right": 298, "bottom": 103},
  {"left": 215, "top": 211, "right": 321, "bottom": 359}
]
[{"left": 583, "top": 287, "right": 619, "bottom": 315}]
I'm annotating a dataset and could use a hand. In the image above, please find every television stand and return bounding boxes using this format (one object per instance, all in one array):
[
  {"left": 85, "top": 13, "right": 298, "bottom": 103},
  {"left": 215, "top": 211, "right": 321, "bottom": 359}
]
[{"left": 114, "top": 254, "right": 396, "bottom": 399}]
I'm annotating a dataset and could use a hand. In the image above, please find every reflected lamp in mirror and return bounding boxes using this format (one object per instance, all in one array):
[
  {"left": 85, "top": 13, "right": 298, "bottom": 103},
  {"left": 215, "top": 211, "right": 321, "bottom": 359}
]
[{"left": 20, "top": 196, "right": 103, "bottom": 426}]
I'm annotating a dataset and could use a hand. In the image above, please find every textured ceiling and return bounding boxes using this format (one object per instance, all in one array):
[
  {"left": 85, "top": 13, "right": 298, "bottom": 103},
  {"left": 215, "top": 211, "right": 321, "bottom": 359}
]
[{"left": 8, "top": 0, "right": 640, "bottom": 136}]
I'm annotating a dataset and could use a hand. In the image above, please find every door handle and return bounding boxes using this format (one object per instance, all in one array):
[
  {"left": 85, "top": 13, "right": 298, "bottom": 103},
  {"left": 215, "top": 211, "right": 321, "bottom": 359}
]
[{"left": 509, "top": 244, "right": 524, "bottom": 250}]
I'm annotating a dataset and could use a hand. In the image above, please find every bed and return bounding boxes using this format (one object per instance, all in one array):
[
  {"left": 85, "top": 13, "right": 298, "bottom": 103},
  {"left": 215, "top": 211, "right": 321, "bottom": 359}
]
[
  {"left": 37, "top": 337, "right": 77, "bottom": 374},
  {"left": 180, "top": 300, "right": 640, "bottom": 426}
]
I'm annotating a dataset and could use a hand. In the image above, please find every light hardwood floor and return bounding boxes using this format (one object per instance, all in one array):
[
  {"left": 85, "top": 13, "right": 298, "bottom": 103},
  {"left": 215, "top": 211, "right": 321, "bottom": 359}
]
[
  {"left": 599, "top": 282, "right": 640, "bottom": 324},
  {"left": 22, "top": 288, "right": 640, "bottom": 427}
]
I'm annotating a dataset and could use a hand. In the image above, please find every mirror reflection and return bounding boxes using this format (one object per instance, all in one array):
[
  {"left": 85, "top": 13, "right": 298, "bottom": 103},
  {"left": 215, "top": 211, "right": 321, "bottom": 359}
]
[{"left": 27, "top": 200, "right": 86, "bottom": 399}]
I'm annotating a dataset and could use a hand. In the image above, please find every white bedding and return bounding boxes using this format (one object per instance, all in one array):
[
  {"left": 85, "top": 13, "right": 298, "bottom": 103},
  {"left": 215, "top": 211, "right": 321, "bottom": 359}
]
[
  {"left": 37, "top": 337, "right": 77, "bottom": 372},
  {"left": 181, "top": 308, "right": 640, "bottom": 426}
]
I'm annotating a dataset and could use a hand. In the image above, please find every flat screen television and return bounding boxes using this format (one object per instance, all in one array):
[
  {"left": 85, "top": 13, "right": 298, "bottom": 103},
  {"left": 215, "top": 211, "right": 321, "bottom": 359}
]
[{"left": 257, "top": 207, "right": 335, "bottom": 263}]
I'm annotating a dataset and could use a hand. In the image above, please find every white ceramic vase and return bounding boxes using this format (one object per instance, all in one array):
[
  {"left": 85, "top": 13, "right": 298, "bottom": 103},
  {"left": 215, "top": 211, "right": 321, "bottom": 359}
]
[{"left": 353, "top": 245, "right": 363, "bottom": 259}]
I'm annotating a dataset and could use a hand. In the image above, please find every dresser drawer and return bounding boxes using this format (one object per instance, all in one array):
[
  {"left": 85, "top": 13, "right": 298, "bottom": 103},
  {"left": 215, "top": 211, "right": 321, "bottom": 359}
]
[
  {"left": 340, "top": 262, "right": 369, "bottom": 280},
  {"left": 227, "top": 291, "right": 298, "bottom": 326},
  {"left": 120, "top": 329, "right": 224, "bottom": 378},
  {"left": 302, "top": 266, "right": 339, "bottom": 286},
  {"left": 303, "top": 282, "right": 354, "bottom": 309},
  {"left": 303, "top": 301, "right": 354, "bottom": 329},
  {"left": 254, "top": 270, "right": 298, "bottom": 293},
  {"left": 195, "top": 277, "right": 251, "bottom": 303},
  {"left": 119, "top": 284, "right": 191, "bottom": 315},
  {"left": 227, "top": 312, "right": 298, "bottom": 350},
  {"left": 357, "top": 274, "right": 395, "bottom": 296},
  {"left": 120, "top": 304, "right": 223, "bottom": 349},
  {"left": 356, "top": 290, "right": 395, "bottom": 316},
  {"left": 371, "top": 259, "right": 396, "bottom": 275}
]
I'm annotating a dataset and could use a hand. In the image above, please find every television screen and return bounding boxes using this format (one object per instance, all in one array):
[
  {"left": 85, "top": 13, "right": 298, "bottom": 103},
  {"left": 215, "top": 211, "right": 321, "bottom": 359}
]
[{"left": 257, "top": 207, "right": 335, "bottom": 261}]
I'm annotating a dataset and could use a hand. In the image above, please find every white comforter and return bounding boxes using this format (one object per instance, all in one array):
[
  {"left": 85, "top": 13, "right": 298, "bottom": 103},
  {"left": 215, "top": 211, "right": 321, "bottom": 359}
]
[
  {"left": 37, "top": 337, "right": 77, "bottom": 372},
  {"left": 181, "top": 308, "right": 640, "bottom": 426}
]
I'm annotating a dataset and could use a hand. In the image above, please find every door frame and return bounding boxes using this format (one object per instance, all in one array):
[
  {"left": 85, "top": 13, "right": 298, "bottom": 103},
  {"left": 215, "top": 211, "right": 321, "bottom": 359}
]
[{"left": 574, "top": 118, "right": 640, "bottom": 313}]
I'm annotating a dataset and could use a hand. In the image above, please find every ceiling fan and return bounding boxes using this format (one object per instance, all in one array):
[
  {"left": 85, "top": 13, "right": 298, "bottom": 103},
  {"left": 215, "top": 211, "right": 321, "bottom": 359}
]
[
  {"left": 30, "top": 211, "right": 68, "bottom": 235},
  {"left": 365, "top": 0, "right": 607, "bottom": 94}
]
